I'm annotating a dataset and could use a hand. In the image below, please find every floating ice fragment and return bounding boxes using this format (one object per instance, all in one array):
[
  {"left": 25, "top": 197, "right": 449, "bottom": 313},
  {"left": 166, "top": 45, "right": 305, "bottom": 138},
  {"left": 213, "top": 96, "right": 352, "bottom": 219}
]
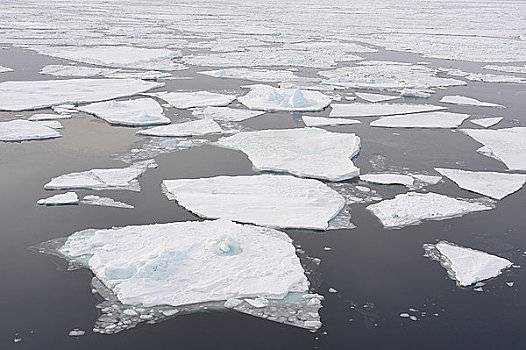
[
  {"left": 483, "top": 65, "right": 526, "bottom": 74},
  {"left": 370, "top": 111, "right": 470, "bottom": 129},
  {"left": 355, "top": 92, "right": 400, "bottom": 103},
  {"left": 400, "top": 89, "right": 432, "bottom": 98},
  {"left": 400, "top": 313, "right": 410, "bottom": 318},
  {"left": 237, "top": 85, "right": 331, "bottom": 112},
  {"left": 217, "top": 128, "right": 361, "bottom": 181},
  {"left": 137, "top": 119, "right": 222, "bottom": 137},
  {"left": 37, "top": 120, "right": 63, "bottom": 129},
  {"left": 301, "top": 116, "right": 360, "bottom": 127},
  {"left": 360, "top": 174, "right": 414, "bottom": 187},
  {"left": 329, "top": 103, "right": 445, "bottom": 118},
  {"left": 224, "top": 298, "right": 243, "bottom": 309},
  {"left": 469, "top": 117, "right": 502, "bottom": 128},
  {"left": 39, "top": 65, "right": 118, "bottom": 77},
  {"left": 0, "top": 65, "right": 13, "bottom": 73},
  {"left": 81, "top": 195, "right": 134, "bottom": 209},
  {"left": 440, "top": 96, "right": 505, "bottom": 108},
  {"left": 0, "top": 119, "right": 61, "bottom": 141},
  {"left": 29, "top": 113, "right": 71, "bottom": 121},
  {"left": 328, "top": 288, "right": 338, "bottom": 293},
  {"left": 411, "top": 174, "right": 442, "bottom": 185},
  {"left": 68, "top": 329, "right": 86, "bottom": 337},
  {"left": 192, "top": 107, "right": 264, "bottom": 122},
  {"left": 146, "top": 91, "right": 236, "bottom": 109},
  {"left": 245, "top": 297, "right": 269, "bottom": 308},
  {"left": 37, "top": 192, "right": 79, "bottom": 206},
  {"left": 464, "top": 73, "right": 526, "bottom": 84},
  {"left": 162, "top": 174, "right": 345, "bottom": 230},
  {"left": 198, "top": 68, "right": 301, "bottom": 83}
]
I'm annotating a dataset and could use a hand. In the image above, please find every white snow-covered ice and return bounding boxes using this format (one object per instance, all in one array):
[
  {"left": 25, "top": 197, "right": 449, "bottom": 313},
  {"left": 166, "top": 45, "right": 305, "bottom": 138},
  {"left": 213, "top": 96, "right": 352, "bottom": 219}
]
[
  {"left": 146, "top": 91, "right": 236, "bottom": 109},
  {"left": 439, "top": 96, "right": 504, "bottom": 108},
  {"left": 192, "top": 107, "right": 264, "bottom": 122},
  {"left": 360, "top": 174, "right": 414, "bottom": 187},
  {"left": 329, "top": 103, "right": 445, "bottom": 118},
  {"left": 469, "top": 117, "right": 502, "bottom": 128},
  {"left": 301, "top": 116, "right": 361, "bottom": 127},
  {"left": 0, "top": 65, "right": 13, "bottom": 73},
  {"left": 37, "top": 192, "right": 79, "bottom": 206},
  {"left": 370, "top": 111, "right": 470, "bottom": 128},
  {"left": 28, "top": 113, "right": 71, "bottom": 121},
  {"left": 0, "top": 119, "right": 61, "bottom": 142},
  {"left": 237, "top": 85, "right": 331, "bottom": 112},
  {"left": 81, "top": 195, "right": 134, "bottom": 209},
  {"left": 137, "top": 119, "right": 222, "bottom": 137},
  {"left": 355, "top": 92, "right": 400, "bottom": 103}
]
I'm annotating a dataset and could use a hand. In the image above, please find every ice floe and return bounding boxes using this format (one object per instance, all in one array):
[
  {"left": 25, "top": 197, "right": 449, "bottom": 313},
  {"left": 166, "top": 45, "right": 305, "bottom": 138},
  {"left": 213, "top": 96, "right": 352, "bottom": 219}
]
[
  {"left": 0, "top": 65, "right": 13, "bottom": 73},
  {"left": 0, "top": 79, "right": 162, "bottom": 111},
  {"left": 39, "top": 65, "right": 117, "bottom": 77},
  {"left": 217, "top": 128, "right": 361, "bottom": 181},
  {"left": 137, "top": 119, "right": 222, "bottom": 137},
  {"left": 435, "top": 168, "right": 526, "bottom": 200},
  {"left": 400, "top": 89, "right": 432, "bottom": 98},
  {"left": 355, "top": 92, "right": 400, "bottom": 103},
  {"left": 464, "top": 73, "right": 526, "bottom": 84},
  {"left": 77, "top": 98, "right": 170, "bottom": 126},
  {"left": 162, "top": 174, "right": 345, "bottom": 230},
  {"left": 461, "top": 127, "right": 526, "bottom": 170},
  {"left": 424, "top": 241, "right": 512, "bottom": 287},
  {"left": 192, "top": 107, "right": 264, "bottom": 122},
  {"left": 367, "top": 192, "right": 493, "bottom": 229},
  {"left": 329, "top": 103, "right": 445, "bottom": 118},
  {"left": 37, "top": 120, "right": 63, "bottom": 129},
  {"left": 411, "top": 174, "right": 442, "bottom": 185},
  {"left": 469, "top": 117, "right": 502, "bottom": 128},
  {"left": 37, "top": 192, "right": 79, "bottom": 206},
  {"left": 237, "top": 85, "right": 331, "bottom": 112},
  {"left": 370, "top": 111, "right": 470, "bottom": 129},
  {"left": 439, "top": 96, "right": 505, "bottom": 108},
  {"left": 483, "top": 65, "right": 526, "bottom": 75},
  {"left": 301, "top": 116, "right": 360, "bottom": 127},
  {"left": 0, "top": 119, "right": 61, "bottom": 142},
  {"left": 360, "top": 174, "right": 414, "bottom": 187},
  {"left": 81, "top": 195, "right": 134, "bottom": 209},
  {"left": 146, "top": 91, "right": 236, "bottom": 109},
  {"left": 28, "top": 113, "right": 71, "bottom": 121},
  {"left": 44, "top": 160, "right": 155, "bottom": 191},
  {"left": 198, "top": 68, "right": 303, "bottom": 83}
]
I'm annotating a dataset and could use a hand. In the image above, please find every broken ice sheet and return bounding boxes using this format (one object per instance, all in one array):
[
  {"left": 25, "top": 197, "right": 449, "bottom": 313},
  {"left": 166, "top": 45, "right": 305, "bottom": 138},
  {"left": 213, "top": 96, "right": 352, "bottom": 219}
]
[
  {"left": 44, "top": 160, "right": 155, "bottom": 192},
  {"left": 424, "top": 241, "right": 512, "bottom": 287},
  {"left": 329, "top": 103, "right": 445, "bottom": 118},
  {"left": 113, "top": 138, "right": 209, "bottom": 164},
  {"left": 162, "top": 174, "right": 345, "bottom": 230},
  {"left": 37, "top": 192, "right": 79, "bottom": 206},
  {"left": 301, "top": 116, "right": 361, "bottom": 127},
  {"left": 217, "top": 128, "right": 361, "bottom": 181},
  {"left": 146, "top": 91, "right": 236, "bottom": 109},
  {"left": 469, "top": 117, "right": 502, "bottom": 128},
  {"left": 78, "top": 98, "right": 170, "bottom": 127},
  {"left": 464, "top": 73, "right": 526, "bottom": 84},
  {"left": 461, "top": 127, "right": 526, "bottom": 170},
  {"left": 237, "top": 85, "right": 332, "bottom": 112},
  {"left": 0, "top": 65, "right": 13, "bottom": 73},
  {"left": 360, "top": 173, "right": 414, "bottom": 187},
  {"left": 439, "top": 96, "right": 505, "bottom": 108},
  {"left": 28, "top": 113, "right": 71, "bottom": 121},
  {"left": 0, "top": 119, "right": 61, "bottom": 142},
  {"left": 370, "top": 111, "right": 470, "bottom": 129},
  {"left": 435, "top": 168, "right": 526, "bottom": 200},
  {"left": 355, "top": 92, "right": 400, "bottom": 103},
  {"left": 0, "top": 79, "right": 163, "bottom": 111},
  {"left": 81, "top": 195, "right": 134, "bottom": 209},
  {"left": 192, "top": 107, "right": 265, "bottom": 122},
  {"left": 367, "top": 192, "right": 493, "bottom": 229},
  {"left": 137, "top": 119, "right": 222, "bottom": 137}
]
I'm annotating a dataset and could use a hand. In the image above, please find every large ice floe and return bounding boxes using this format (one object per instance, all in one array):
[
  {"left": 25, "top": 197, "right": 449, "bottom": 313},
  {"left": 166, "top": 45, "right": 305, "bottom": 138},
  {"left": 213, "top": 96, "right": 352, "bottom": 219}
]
[
  {"left": 461, "top": 127, "right": 526, "bottom": 170},
  {"left": 146, "top": 91, "right": 236, "bottom": 109},
  {"left": 216, "top": 128, "right": 361, "bottom": 181},
  {"left": 137, "top": 119, "right": 222, "bottom": 137},
  {"left": 439, "top": 96, "right": 505, "bottom": 108},
  {"left": 192, "top": 107, "right": 265, "bottom": 122},
  {"left": 301, "top": 116, "right": 361, "bottom": 127},
  {"left": 162, "top": 175, "right": 345, "bottom": 230},
  {"left": 37, "top": 192, "right": 79, "bottom": 206},
  {"left": 329, "top": 103, "right": 445, "bottom": 118},
  {"left": 424, "top": 241, "right": 512, "bottom": 287},
  {"left": 435, "top": 168, "right": 526, "bottom": 200},
  {"left": 0, "top": 119, "right": 61, "bottom": 142},
  {"left": 370, "top": 111, "right": 470, "bottom": 128},
  {"left": 77, "top": 98, "right": 170, "bottom": 126},
  {"left": 44, "top": 160, "right": 155, "bottom": 191},
  {"left": 469, "top": 117, "right": 502, "bottom": 128},
  {"left": 237, "top": 85, "right": 332, "bottom": 112},
  {"left": 366, "top": 192, "right": 493, "bottom": 229},
  {"left": 0, "top": 79, "right": 162, "bottom": 111}
]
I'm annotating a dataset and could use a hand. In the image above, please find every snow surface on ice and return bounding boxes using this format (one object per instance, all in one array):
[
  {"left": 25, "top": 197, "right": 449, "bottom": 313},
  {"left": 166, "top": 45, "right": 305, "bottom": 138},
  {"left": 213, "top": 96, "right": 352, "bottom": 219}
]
[
  {"left": 411, "top": 174, "right": 442, "bottom": 185},
  {"left": 435, "top": 168, "right": 526, "bottom": 200},
  {"left": 301, "top": 116, "right": 361, "bottom": 127},
  {"left": 483, "top": 65, "right": 526, "bottom": 74},
  {"left": 37, "top": 192, "right": 79, "bottom": 206},
  {"left": 39, "top": 65, "right": 118, "bottom": 77},
  {"left": 192, "top": 107, "right": 264, "bottom": 122},
  {"left": 360, "top": 174, "right": 414, "bottom": 187},
  {"left": 0, "top": 65, "right": 13, "bottom": 73},
  {"left": 470, "top": 117, "right": 502, "bottom": 128},
  {"left": 217, "top": 128, "right": 361, "bottom": 181},
  {"left": 28, "top": 113, "right": 71, "bottom": 121},
  {"left": 464, "top": 73, "right": 526, "bottom": 84},
  {"left": 162, "top": 174, "right": 345, "bottom": 230},
  {"left": 0, "top": 119, "right": 61, "bottom": 141},
  {"left": 367, "top": 192, "right": 493, "bottom": 229},
  {"left": 237, "top": 85, "right": 331, "bottom": 112},
  {"left": 329, "top": 103, "right": 445, "bottom": 118},
  {"left": 146, "top": 91, "right": 236, "bottom": 109},
  {"left": 37, "top": 120, "right": 63, "bottom": 129},
  {"left": 355, "top": 92, "right": 400, "bottom": 103},
  {"left": 370, "top": 111, "right": 470, "bottom": 128},
  {"left": 137, "top": 119, "right": 222, "bottom": 137},
  {"left": 0, "top": 79, "right": 162, "bottom": 111},
  {"left": 440, "top": 96, "right": 504, "bottom": 108},
  {"left": 78, "top": 98, "right": 170, "bottom": 126},
  {"left": 198, "top": 68, "right": 305, "bottom": 83},
  {"left": 81, "top": 195, "right": 134, "bottom": 209}
]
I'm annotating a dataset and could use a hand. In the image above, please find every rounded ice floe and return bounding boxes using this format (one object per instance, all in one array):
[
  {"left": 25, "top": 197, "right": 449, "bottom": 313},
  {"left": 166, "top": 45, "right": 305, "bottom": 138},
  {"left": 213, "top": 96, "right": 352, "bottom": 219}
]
[
  {"left": 137, "top": 119, "right": 222, "bottom": 137},
  {"left": 146, "top": 91, "right": 236, "bottom": 109},
  {"left": 360, "top": 173, "right": 414, "bottom": 187},
  {"left": 37, "top": 192, "right": 79, "bottom": 206},
  {"left": 369, "top": 111, "right": 470, "bottom": 129},
  {"left": 366, "top": 192, "right": 493, "bottom": 229},
  {"left": 237, "top": 85, "right": 332, "bottom": 112},
  {"left": 216, "top": 127, "right": 361, "bottom": 181},
  {"left": 0, "top": 119, "right": 61, "bottom": 142},
  {"left": 439, "top": 96, "right": 505, "bottom": 108},
  {"left": 329, "top": 103, "right": 445, "bottom": 118},
  {"left": 162, "top": 174, "right": 346, "bottom": 230},
  {"left": 59, "top": 219, "right": 309, "bottom": 307}
]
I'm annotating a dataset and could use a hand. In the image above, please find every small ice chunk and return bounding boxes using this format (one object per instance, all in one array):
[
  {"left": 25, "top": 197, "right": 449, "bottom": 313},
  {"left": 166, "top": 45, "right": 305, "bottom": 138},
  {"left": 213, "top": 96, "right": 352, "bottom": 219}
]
[
  {"left": 329, "top": 103, "right": 445, "bottom": 118},
  {"left": 29, "top": 113, "right": 71, "bottom": 121},
  {"left": 400, "top": 313, "right": 410, "bottom": 318},
  {"left": 409, "top": 316, "right": 418, "bottom": 321},
  {"left": 304, "top": 320, "right": 322, "bottom": 329},
  {"left": 367, "top": 192, "right": 493, "bottom": 229},
  {"left": 435, "top": 168, "right": 526, "bottom": 200},
  {"left": 146, "top": 91, "right": 236, "bottom": 109},
  {"left": 0, "top": 65, "right": 13, "bottom": 73},
  {"left": 440, "top": 96, "right": 505, "bottom": 108},
  {"left": 245, "top": 297, "right": 269, "bottom": 308},
  {"left": 0, "top": 119, "right": 61, "bottom": 142},
  {"left": 224, "top": 298, "right": 243, "bottom": 308},
  {"left": 400, "top": 89, "right": 431, "bottom": 98},
  {"left": 360, "top": 173, "right": 414, "bottom": 187},
  {"left": 411, "top": 174, "right": 442, "bottom": 185},
  {"left": 507, "top": 282, "right": 514, "bottom": 287},
  {"left": 137, "top": 119, "right": 222, "bottom": 137},
  {"left": 464, "top": 73, "right": 526, "bottom": 84},
  {"left": 355, "top": 92, "right": 400, "bottom": 103},
  {"left": 301, "top": 116, "right": 360, "bottom": 127},
  {"left": 81, "top": 195, "right": 134, "bottom": 209},
  {"left": 192, "top": 107, "right": 264, "bottom": 122},
  {"left": 198, "top": 68, "right": 300, "bottom": 83},
  {"left": 68, "top": 329, "right": 86, "bottom": 337},
  {"left": 470, "top": 117, "right": 503, "bottom": 128},
  {"left": 37, "top": 120, "right": 63, "bottom": 129},
  {"left": 237, "top": 85, "right": 331, "bottom": 112},
  {"left": 355, "top": 186, "right": 371, "bottom": 192},
  {"left": 39, "top": 65, "right": 117, "bottom": 78},
  {"left": 37, "top": 192, "right": 79, "bottom": 206},
  {"left": 328, "top": 288, "right": 338, "bottom": 293},
  {"left": 123, "top": 309, "right": 139, "bottom": 316},
  {"left": 370, "top": 111, "right": 470, "bottom": 129}
]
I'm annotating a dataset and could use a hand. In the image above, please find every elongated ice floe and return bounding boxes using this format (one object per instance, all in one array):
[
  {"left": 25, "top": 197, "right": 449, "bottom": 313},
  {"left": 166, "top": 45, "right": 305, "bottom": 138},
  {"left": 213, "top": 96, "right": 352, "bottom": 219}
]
[
  {"left": 59, "top": 219, "right": 309, "bottom": 307},
  {"left": 360, "top": 173, "right": 414, "bottom": 187},
  {"left": 464, "top": 73, "right": 526, "bottom": 84},
  {"left": 0, "top": 79, "right": 163, "bottom": 111},
  {"left": 0, "top": 119, "right": 61, "bottom": 142},
  {"left": 0, "top": 65, "right": 13, "bottom": 73},
  {"left": 435, "top": 168, "right": 526, "bottom": 200},
  {"left": 329, "top": 103, "right": 445, "bottom": 118},
  {"left": 461, "top": 127, "right": 526, "bottom": 170},
  {"left": 439, "top": 96, "right": 504, "bottom": 108},
  {"left": 137, "top": 119, "right": 222, "bottom": 137},
  {"left": 146, "top": 91, "right": 236, "bottom": 109},
  {"left": 37, "top": 120, "right": 62, "bottom": 129},
  {"left": 44, "top": 160, "right": 155, "bottom": 191},
  {"left": 198, "top": 68, "right": 301, "bottom": 83},
  {"left": 81, "top": 195, "right": 134, "bottom": 209},
  {"left": 192, "top": 107, "right": 264, "bottom": 122},
  {"left": 469, "top": 117, "right": 502, "bottom": 128},
  {"left": 37, "top": 192, "right": 79, "bottom": 206},
  {"left": 28, "top": 113, "right": 71, "bottom": 121},
  {"left": 301, "top": 116, "right": 361, "bottom": 127},
  {"left": 366, "top": 192, "right": 493, "bottom": 229},
  {"left": 355, "top": 92, "right": 400, "bottom": 103},
  {"left": 237, "top": 85, "right": 331, "bottom": 112},
  {"left": 78, "top": 98, "right": 170, "bottom": 126},
  {"left": 217, "top": 128, "right": 361, "bottom": 181},
  {"left": 162, "top": 174, "right": 345, "bottom": 230},
  {"left": 483, "top": 65, "right": 526, "bottom": 74},
  {"left": 424, "top": 241, "right": 512, "bottom": 287},
  {"left": 39, "top": 65, "right": 118, "bottom": 77},
  {"left": 370, "top": 111, "right": 470, "bottom": 128}
]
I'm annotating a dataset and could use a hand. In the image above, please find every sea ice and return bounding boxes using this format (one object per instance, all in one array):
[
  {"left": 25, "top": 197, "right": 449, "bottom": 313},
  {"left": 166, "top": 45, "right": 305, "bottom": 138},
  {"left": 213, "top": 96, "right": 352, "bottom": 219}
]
[
  {"left": 355, "top": 92, "right": 400, "bottom": 103},
  {"left": 192, "top": 107, "right": 264, "bottom": 122},
  {"left": 301, "top": 116, "right": 361, "bottom": 127},
  {"left": 464, "top": 73, "right": 526, "bottom": 84},
  {"left": 435, "top": 168, "right": 526, "bottom": 200},
  {"left": 366, "top": 192, "right": 493, "bottom": 229},
  {"left": 400, "top": 89, "right": 432, "bottom": 98},
  {"left": 59, "top": 219, "right": 309, "bottom": 307},
  {"left": 81, "top": 195, "right": 134, "bottom": 209},
  {"left": 37, "top": 120, "right": 63, "bottom": 129},
  {"left": 237, "top": 85, "right": 331, "bottom": 112},
  {"left": 469, "top": 117, "right": 502, "bottom": 128},
  {"left": 0, "top": 119, "right": 61, "bottom": 142},
  {"left": 329, "top": 103, "right": 445, "bottom": 118},
  {"left": 162, "top": 174, "right": 345, "bottom": 230},
  {"left": 461, "top": 127, "right": 526, "bottom": 170},
  {"left": 439, "top": 96, "right": 505, "bottom": 108},
  {"left": 0, "top": 79, "right": 162, "bottom": 111},
  {"left": 424, "top": 241, "right": 512, "bottom": 287},
  {"left": 146, "top": 91, "right": 236, "bottom": 109},
  {"left": 37, "top": 192, "right": 79, "bottom": 206},
  {"left": 370, "top": 111, "right": 470, "bottom": 129},
  {"left": 360, "top": 174, "right": 414, "bottom": 187},
  {"left": 78, "top": 98, "right": 170, "bottom": 126},
  {"left": 0, "top": 65, "right": 13, "bottom": 73},
  {"left": 39, "top": 65, "right": 117, "bottom": 78},
  {"left": 411, "top": 174, "right": 442, "bottom": 185},
  {"left": 68, "top": 329, "right": 86, "bottom": 337},
  {"left": 28, "top": 113, "right": 71, "bottom": 121},
  {"left": 483, "top": 65, "right": 526, "bottom": 74},
  {"left": 217, "top": 128, "right": 361, "bottom": 181},
  {"left": 198, "top": 68, "right": 301, "bottom": 83},
  {"left": 137, "top": 119, "right": 222, "bottom": 137}
]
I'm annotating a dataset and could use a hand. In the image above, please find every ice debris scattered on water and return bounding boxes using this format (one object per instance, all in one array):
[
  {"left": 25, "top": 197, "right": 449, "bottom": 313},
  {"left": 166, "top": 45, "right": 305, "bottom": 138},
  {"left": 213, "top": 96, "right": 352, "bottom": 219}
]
[
  {"left": 37, "top": 192, "right": 79, "bottom": 206},
  {"left": 469, "top": 117, "right": 502, "bottom": 128},
  {"left": 81, "top": 195, "right": 134, "bottom": 209},
  {"left": 370, "top": 111, "right": 470, "bottom": 129},
  {"left": 237, "top": 85, "right": 331, "bottom": 112},
  {"left": 329, "top": 103, "right": 445, "bottom": 118},
  {"left": 439, "top": 96, "right": 504, "bottom": 108},
  {"left": 0, "top": 119, "right": 61, "bottom": 142},
  {"left": 192, "top": 106, "right": 264, "bottom": 122},
  {"left": 146, "top": 91, "right": 236, "bottom": 109},
  {"left": 301, "top": 116, "right": 360, "bottom": 127},
  {"left": 355, "top": 92, "right": 400, "bottom": 103},
  {"left": 137, "top": 119, "right": 222, "bottom": 137}
]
